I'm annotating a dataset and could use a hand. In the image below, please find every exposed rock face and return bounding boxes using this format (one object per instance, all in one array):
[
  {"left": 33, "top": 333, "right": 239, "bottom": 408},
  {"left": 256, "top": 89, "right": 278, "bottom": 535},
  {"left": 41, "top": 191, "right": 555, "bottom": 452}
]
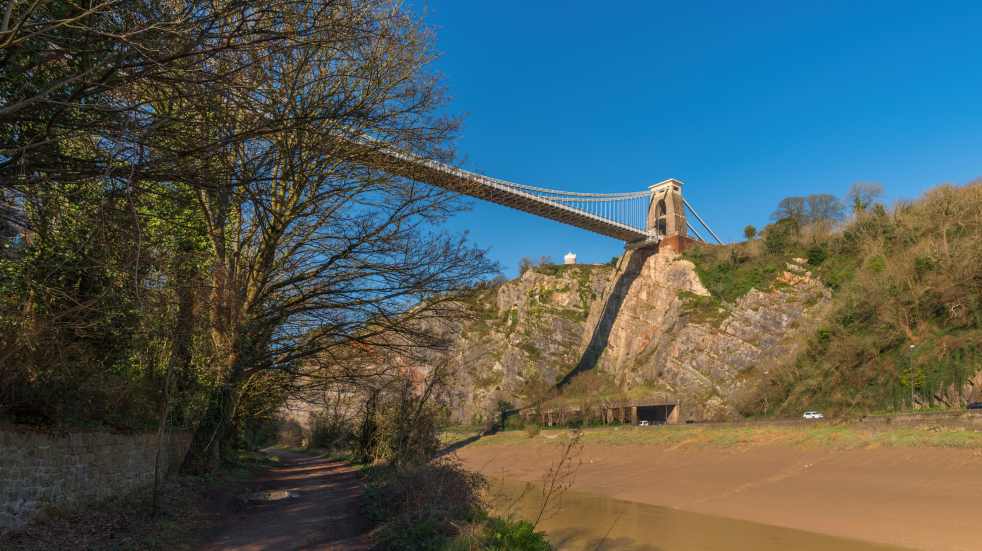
[
  {"left": 641, "top": 257, "right": 831, "bottom": 419},
  {"left": 442, "top": 265, "right": 611, "bottom": 422},
  {"left": 443, "top": 250, "right": 832, "bottom": 423}
]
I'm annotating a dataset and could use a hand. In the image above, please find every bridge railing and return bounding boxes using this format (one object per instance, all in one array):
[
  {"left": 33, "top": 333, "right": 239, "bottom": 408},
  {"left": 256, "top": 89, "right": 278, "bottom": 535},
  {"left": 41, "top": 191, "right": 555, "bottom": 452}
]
[{"left": 345, "top": 131, "right": 723, "bottom": 244}]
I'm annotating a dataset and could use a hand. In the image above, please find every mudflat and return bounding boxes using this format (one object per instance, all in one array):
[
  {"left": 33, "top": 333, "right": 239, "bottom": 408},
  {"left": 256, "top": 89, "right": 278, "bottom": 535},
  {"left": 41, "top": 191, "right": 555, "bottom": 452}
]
[{"left": 455, "top": 430, "right": 982, "bottom": 551}]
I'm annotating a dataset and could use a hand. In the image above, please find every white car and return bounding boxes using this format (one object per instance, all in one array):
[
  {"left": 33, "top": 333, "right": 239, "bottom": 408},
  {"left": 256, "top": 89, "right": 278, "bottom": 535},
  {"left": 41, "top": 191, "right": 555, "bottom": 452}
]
[
  {"left": 802, "top": 411, "right": 824, "bottom": 420},
  {"left": 639, "top": 420, "right": 650, "bottom": 427}
]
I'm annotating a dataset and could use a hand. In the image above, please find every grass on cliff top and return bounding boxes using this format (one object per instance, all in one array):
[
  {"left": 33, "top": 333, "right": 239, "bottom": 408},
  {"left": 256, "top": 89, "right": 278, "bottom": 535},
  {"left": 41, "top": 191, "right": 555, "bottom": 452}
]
[
  {"left": 683, "top": 243, "right": 791, "bottom": 303},
  {"left": 443, "top": 421, "right": 982, "bottom": 451},
  {"left": 530, "top": 263, "right": 611, "bottom": 278}
]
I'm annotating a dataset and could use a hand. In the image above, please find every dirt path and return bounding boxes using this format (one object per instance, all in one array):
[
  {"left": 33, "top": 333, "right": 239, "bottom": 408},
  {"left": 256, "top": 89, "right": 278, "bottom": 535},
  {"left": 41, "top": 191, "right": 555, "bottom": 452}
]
[
  {"left": 457, "top": 440, "right": 982, "bottom": 551},
  {"left": 202, "top": 450, "right": 371, "bottom": 551}
]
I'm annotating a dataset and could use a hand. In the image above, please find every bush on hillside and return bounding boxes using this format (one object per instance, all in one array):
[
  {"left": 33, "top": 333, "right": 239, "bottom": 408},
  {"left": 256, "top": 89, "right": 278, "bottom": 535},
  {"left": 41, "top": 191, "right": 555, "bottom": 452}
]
[
  {"left": 764, "top": 217, "right": 799, "bottom": 254},
  {"left": 684, "top": 182, "right": 982, "bottom": 417},
  {"left": 764, "top": 182, "right": 982, "bottom": 414},
  {"left": 683, "top": 244, "right": 786, "bottom": 303},
  {"left": 806, "top": 244, "right": 827, "bottom": 266}
]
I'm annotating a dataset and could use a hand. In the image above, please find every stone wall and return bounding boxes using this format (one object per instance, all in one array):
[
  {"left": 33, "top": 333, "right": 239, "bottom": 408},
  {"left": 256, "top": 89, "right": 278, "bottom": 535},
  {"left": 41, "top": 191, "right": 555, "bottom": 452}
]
[{"left": 0, "top": 430, "right": 191, "bottom": 531}]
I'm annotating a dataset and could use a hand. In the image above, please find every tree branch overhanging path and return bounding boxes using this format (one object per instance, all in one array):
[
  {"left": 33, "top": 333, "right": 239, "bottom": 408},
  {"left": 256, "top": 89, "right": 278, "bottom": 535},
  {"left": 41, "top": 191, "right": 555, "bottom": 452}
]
[{"left": 0, "top": 0, "right": 498, "bottom": 473}]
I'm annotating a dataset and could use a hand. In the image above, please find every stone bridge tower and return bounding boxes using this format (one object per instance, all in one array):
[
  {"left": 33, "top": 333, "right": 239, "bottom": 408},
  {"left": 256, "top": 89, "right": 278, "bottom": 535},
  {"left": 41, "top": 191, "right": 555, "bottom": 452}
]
[{"left": 646, "top": 178, "right": 688, "bottom": 242}]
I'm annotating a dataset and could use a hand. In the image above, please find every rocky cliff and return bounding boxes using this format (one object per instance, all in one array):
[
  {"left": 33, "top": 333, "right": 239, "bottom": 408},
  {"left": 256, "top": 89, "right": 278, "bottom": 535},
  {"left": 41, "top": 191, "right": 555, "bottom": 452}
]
[{"left": 443, "top": 248, "right": 833, "bottom": 423}]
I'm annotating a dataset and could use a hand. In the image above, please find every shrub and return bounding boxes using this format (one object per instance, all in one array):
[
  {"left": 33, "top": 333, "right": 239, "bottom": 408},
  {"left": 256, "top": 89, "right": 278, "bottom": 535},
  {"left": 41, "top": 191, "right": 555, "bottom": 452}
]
[
  {"left": 479, "top": 517, "right": 552, "bottom": 551},
  {"left": 763, "top": 218, "right": 798, "bottom": 254},
  {"left": 356, "top": 382, "right": 441, "bottom": 467},
  {"left": 366, "top": 459, "right": 487, "bottom": 550},
  {"left": 806, "top": 245, "right": 827, "bottom": 266},
  {"left": 769, "top": 181, "right": 982, "bottom": 415},
  {"left": 309, "top": 414, "right": 353, "bottom": 450},
  {"left": 913, "top": 255, "right": 936, "bottom": 277},
  {"left": 446, "top": 517, "right": 552, "bottom": 551},
  {"left": 503, "top": 413, "right": 525, "bottom": 431},
  {"left": 364, "top": 458, "right": 555, "bottom": 550}
]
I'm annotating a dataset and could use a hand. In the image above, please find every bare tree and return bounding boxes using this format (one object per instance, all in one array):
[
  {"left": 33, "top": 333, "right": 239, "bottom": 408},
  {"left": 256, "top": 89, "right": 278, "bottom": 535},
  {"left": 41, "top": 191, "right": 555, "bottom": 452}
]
[
  {"left": 773, "top": 194, "right": 844, "bottom": 225},
  {"left": 848, "top": 182, "right": 884, "bottom": 214},
  {"left": 519, "top": 257, "right": 535, "bottom": 275},
  {"left": 2, "top": 0, "right": 496, "bottom": 476},
  {"left": 179, "top": 1, "right": 497, "bottom": 472},
  {"left": 772, "top": 196, "right": 806, "bottom": 223},
  {"left": 806, "top": 194, "right": 845, "bottom": 223},
  {"left": 533, "top": 429, "right": 583, "bottom": 527},
  {"left": 0, "top": 1, "right": 340, "bottom": 193}
]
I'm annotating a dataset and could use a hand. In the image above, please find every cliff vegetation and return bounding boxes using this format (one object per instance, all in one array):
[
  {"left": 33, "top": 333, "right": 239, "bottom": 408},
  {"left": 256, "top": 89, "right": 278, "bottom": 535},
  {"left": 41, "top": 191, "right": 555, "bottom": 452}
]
[{"left": 441, "top": 181, "right": 982, "bottom": 423}]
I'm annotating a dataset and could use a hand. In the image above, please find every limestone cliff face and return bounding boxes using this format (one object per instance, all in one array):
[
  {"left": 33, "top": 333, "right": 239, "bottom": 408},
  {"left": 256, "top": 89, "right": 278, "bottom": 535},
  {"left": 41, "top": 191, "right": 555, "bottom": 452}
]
[
  {"left": 589, "top": 252, "right": 831, "bottom": 419},
  {"left": 445, "top": 251, "right": 832, "bottom": 423},
  {"left": 443, "top": 265, "right": 611, "bottom": 422}
]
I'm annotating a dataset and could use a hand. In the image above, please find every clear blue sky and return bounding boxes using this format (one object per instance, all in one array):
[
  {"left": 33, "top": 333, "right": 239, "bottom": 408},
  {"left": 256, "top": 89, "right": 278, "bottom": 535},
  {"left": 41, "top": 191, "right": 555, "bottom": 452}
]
[{"left": 407, "top": 1, "right": 982, "bottom": 277}]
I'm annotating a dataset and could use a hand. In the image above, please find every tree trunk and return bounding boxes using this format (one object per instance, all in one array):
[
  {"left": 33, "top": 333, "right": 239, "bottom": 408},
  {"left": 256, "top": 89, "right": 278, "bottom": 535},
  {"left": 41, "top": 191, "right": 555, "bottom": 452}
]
[
  {"left": 356, "top": 390, "right": 378, "bottom": 464},
  {"left": 151, "top": 372, "right": 172, "bottom": 516},
  {"left": 181, "top": 374, "right": 240, "bottom": 474},
  {"left": 155, "top": 250, "right": 195, "bottom": 504},
  {"left": 171, "top": 248, "right": 197, "bottom": 398}
]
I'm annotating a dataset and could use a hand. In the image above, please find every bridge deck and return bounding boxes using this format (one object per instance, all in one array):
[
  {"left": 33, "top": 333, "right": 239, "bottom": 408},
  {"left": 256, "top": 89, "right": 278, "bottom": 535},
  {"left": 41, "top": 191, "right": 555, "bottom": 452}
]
[{"left": 352, "top": 142, "right": 652, "bottom": 242}]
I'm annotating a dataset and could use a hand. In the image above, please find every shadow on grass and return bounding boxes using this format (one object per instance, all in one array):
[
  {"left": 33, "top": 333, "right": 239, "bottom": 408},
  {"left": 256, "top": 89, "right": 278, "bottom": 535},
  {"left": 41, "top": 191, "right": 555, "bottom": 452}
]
[{"left": 436, "top": 433, "right": 484, "bottom": 457}]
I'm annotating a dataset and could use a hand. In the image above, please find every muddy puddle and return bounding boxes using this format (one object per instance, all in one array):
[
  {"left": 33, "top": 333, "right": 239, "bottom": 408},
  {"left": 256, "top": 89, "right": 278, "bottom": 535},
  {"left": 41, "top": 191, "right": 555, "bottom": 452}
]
[{"left": 488, "top": 479, "right": 914, "bottom": 551}]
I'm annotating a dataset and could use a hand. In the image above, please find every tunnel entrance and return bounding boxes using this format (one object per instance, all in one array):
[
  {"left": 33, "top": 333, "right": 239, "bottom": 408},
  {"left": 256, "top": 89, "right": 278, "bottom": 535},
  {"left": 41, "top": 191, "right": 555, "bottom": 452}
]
[{"left": 637, "top": 404, "right": 676, "bottom": 425}]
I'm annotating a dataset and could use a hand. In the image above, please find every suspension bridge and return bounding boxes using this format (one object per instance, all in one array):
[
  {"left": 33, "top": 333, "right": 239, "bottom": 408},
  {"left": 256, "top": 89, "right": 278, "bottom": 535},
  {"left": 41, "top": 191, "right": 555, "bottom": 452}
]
[{"left": 349, "top": 137, "right": 723, "bottom": 247}]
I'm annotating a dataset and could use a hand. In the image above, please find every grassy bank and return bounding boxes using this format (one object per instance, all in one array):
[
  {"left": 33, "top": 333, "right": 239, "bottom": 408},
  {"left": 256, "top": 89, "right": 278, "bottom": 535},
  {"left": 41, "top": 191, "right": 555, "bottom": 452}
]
[
  {"left": 0, "top": 477, "right": 214, "bottom": 551},
  {"left": 360, "top": 459, "right": 551, "bottom": 550},
  {"left": 444, "top": 420, "right": 982, "bottom": 451},
  {"left": 0, "top": 450, "right": 284, "bottom": 551}
]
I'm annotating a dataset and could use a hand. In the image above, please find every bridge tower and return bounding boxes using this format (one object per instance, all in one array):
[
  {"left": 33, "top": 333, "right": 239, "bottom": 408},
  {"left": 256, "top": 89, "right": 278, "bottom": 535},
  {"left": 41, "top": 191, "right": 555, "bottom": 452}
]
[{"left": 646, "top": 179, "right": 687, "bottom": 239}]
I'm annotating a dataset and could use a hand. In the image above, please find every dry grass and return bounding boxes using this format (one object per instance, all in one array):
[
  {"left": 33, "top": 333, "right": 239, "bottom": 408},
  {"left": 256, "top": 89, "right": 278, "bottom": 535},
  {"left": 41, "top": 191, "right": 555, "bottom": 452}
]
[
  {"left": 445, "top": 421, "right": 982, "bottom": 451},
  {"left": 0, "top": 477, "right": 215, "bottom": 551}
]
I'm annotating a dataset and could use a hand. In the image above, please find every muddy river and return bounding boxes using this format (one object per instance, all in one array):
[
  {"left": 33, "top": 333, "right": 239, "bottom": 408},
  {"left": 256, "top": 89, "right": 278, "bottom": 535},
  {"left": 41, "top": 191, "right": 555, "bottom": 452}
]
[{"left": 489, "top": 479, "right": 914, "bottom": 551}]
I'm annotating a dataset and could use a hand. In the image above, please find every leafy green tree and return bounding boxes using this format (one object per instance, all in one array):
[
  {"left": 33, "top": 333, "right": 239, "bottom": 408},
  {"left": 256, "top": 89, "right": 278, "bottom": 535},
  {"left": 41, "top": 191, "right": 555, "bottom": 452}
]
[{"left": 763, "top": 218, "right": 798, "bottom": 254}]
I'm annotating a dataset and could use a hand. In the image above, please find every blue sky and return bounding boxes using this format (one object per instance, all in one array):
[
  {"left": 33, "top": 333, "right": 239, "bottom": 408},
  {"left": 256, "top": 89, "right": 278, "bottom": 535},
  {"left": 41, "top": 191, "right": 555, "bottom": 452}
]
[{"left": 406, "top": 1, "right": 982, "bottom": 276}]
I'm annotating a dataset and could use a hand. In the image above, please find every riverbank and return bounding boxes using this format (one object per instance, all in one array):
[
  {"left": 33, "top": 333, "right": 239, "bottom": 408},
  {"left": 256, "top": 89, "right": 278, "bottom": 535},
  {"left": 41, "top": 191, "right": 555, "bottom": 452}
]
[{"left": 452, "top": 424, "right": 982, "bottom": 551}]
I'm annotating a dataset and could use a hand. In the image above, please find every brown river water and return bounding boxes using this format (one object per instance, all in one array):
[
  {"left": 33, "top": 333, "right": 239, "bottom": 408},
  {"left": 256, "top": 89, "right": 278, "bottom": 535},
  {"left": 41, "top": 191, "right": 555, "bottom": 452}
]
[{"left": 489, "top": 479, "right": 914, "bottom": 551}]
